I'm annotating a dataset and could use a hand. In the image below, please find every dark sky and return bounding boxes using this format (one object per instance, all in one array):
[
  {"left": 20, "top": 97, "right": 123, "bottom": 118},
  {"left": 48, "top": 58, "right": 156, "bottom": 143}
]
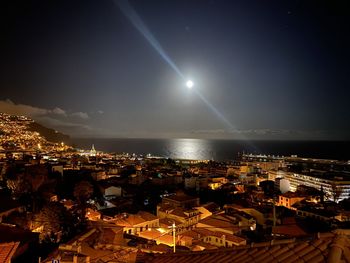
[{"left": 1, "top": 0, "right": 349, "bottom": 140}]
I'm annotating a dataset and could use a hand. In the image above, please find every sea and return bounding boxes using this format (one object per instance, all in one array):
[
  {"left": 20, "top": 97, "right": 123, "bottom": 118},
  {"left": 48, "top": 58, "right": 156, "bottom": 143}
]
[{"left": 71, "top": 138, "right": 350, "bottom": 161}]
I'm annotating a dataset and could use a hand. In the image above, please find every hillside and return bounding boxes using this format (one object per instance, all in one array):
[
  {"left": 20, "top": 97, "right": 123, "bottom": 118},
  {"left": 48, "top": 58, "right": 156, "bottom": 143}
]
[{"left": 27, "top": 121, "right": 70, "bottom": 144}]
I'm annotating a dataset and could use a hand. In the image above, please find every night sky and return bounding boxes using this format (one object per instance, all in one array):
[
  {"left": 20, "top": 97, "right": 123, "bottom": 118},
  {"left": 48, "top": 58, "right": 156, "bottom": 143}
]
[{"left": 1, "top": 0, "right": 349, "bottom": 140}]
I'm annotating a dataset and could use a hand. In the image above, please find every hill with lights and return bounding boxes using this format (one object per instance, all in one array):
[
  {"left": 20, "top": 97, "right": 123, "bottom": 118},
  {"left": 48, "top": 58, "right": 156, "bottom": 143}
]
[{"left": 0, "top": 112, "right": 70, "bottom": 151}]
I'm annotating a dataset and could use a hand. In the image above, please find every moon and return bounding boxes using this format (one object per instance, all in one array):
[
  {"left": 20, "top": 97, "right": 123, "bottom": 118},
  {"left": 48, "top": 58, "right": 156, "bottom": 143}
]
[{"left": 186, "top": 80, "right": 194, "bottom": 89}]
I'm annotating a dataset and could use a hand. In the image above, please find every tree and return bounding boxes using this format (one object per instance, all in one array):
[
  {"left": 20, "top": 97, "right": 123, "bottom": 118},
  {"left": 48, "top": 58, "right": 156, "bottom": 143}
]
[
  {"left": 6, "top": 177, "right": 31, "bottom": 198},
  {"left": 73, "top": 180, "right": 94, "bottom": 203},
  {"left": 73, "top": 181, "right": 94, "bottom": 222},
  {"left": 25, "top": 165, "right": 48, "bottom": 212},
  {"left": 33, "top": 202, "right": 75, "bottom": 243},
  {"left": 25, "top": 165, "right": 47, "bottom": 192}
]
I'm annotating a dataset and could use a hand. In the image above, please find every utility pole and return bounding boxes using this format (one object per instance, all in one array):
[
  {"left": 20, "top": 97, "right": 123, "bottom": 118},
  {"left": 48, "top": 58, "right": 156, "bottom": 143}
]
[
  {"left": 172, "top": 222, "right": 176, "bottom": 253},
  {"left": 273, "top": 195, "right": 276, "bottom": 227}
]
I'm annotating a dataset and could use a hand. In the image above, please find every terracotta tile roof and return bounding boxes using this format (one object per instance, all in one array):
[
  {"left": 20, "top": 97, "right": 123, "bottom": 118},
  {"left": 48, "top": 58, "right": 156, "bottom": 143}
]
[
  {"left": 197, "top": 215, "right": 240, "bottom": 233},
  {"left": 138, "top": 229, "right": 163, "bottom": 240},
  {"left": 156, "top": 234, "right": 174, "bottom": 246},
  {"left": 199, "top": 202, "right": 221, "bottom": 213},
  {"left": 170, "top": 208, "right": 187, "bottom": 217},
  {"left": 99, "top": 228, "right": 123, "bottom": 244},
  {"left": 148, "top": 244, "right": 172, "bottom": 253},
  {"left": 159, "top": 218, "right": 182, "bottom": 228},
  {"left": 181, "top": 228, "right": 209, "bottom": 239},
  {"left": 163, "top": 194, "right": 198, "bottom": 203},
  {"left": 112, "top": 212, "right": 155, "bottom": 227},
  {"left": 191, "top": 241, "right": 219, "bottom": 251},
  {"left": 0, "top": 242, "right": 19, "bottom": 263},
  {"left": 178, "top": 236, "right": 193, "bottom": 243},
  {"left": 182, "top": 228, "right": 245, "bottom": 244},
  {"left": 272, "top": 224, "right": 308, "bottom": 238},
  {"left": 137, "top": 229, "right": 350, "bottom": 263},
  {"left": 223, "top": 234, "right": 246, "bottom": 243},
  {"left": 158, "top": 204, "right": 173, "bottom": 212},
  {"left": 137, "top": 211, "right": 158, "bottom": 221}
]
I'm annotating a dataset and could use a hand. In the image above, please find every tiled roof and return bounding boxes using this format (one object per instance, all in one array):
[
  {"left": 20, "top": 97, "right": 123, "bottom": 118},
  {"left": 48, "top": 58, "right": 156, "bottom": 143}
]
[
  {"left": 112, "top": 214, "right": 148, "bottom": 227},
  {"left": 170, "top": 208, "right": 187, "bottom": 217},
  {"left": 137, "top": 211, "right": 158, "bottom": 221},
  {"left": 0, "top": 242, "right": 19, "bottom": 263},
  {"left": 137, "top": 229, "right": 350, "bottom": 263},
  {"left": 198, "top": 215, "right": 240, "bottom": 233},
  {"left": 181, "top": 228, "right": 245, "bottom": 244},
  {"left": 148, "top": 244, "right": 172, "bottom": 253},
  {"left": 156, "top": 234, "right": 174, "bottom": 246},
  {"left": 272, "top": 224, "right": 308, "bottom": 237},
  {"left": 139, "top": 229, "right": 163, "bottom": 240},
  {"left": 185, "top": 228, "right": 214, "bottom": 239},
  {"left": 190, "top": 241, "right": 218, "bottom": 251},
  {"left": 163, "top": 194, "right": 198, "bottom": 202},
  {"left": 158, "top": 205, "right": 171, "bottom": 211},
  {"left": 222, "top": 234, "right": 246, "bottom": 243},
  {"left": 159, "top": 218, "right": 182, "bottom": 228},
  {"left": 199, "top": 202, "right": 220, "bottom": 213}
]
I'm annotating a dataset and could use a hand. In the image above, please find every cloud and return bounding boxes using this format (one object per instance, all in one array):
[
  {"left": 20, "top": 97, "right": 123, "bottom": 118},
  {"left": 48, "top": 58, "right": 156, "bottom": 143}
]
[
  {"left": 37, "top": 116, "right": 90, "bottom": 129},
  {"left": 189, "top": 128, "right": 336, "bottom": 140},
  {"left": 0, "top": 99, "right": 49, "bottom": 116},
  {"left": 52, "top": 107, "right": 67, "bottom": 116},
  {"left": 0, "top": 99, "right": 89, "bottom": 119},
  {"left": 0, "top": 99, "right": 91, "bottom": 135},
  {"left": 97, "top": 110, "right": 104, "bottom": 114},
  {"left": 191, "top": 129, "right": 227, "bottom": 134},
  {"left": 71, "top": 111, "right": 89, "bottom": 119}
]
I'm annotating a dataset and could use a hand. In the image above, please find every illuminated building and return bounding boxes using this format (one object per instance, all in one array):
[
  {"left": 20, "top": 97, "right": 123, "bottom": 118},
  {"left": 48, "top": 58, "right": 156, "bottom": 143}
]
[{"left": 283, "top": 171, "right": 350, "bottom": 202}]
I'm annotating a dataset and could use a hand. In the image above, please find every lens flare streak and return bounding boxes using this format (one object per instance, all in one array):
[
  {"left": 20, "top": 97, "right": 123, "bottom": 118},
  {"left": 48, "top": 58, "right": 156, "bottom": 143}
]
[
  {"left": 115, "top": 0, "right": 253, "bottom": 143},
  {"left": 115, "top": 0, "right": 184, "bottom": 79},
  {"left": 194, "top": 89, "right": 235, "bottom": 130}
]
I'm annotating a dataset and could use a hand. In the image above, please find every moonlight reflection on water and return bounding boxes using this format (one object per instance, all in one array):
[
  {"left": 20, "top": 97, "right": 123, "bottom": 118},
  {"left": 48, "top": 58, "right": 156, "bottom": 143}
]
[{"left": 165, "top": 138, "right": 212, "bottom": 160}]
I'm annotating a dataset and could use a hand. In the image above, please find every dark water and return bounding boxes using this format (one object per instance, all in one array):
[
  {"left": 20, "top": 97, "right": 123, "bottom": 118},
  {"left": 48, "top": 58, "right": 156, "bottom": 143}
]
[{"left": 71, "top": 138, "right": 350, "bottom": 161}]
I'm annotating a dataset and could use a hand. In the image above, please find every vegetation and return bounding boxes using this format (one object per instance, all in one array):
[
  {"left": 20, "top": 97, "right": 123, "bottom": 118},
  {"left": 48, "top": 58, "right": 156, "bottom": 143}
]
[
  {"left": 27, "top": 121, "right": 70, "bottom": 144},
  {"left": 33, "top": 202, "right": 77, "bottom": 243}
]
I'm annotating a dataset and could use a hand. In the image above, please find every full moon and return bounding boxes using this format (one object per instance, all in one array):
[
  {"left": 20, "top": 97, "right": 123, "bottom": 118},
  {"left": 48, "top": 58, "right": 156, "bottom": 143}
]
[{"left": 186, "top": 80, "right": 194, "bottom": 89}]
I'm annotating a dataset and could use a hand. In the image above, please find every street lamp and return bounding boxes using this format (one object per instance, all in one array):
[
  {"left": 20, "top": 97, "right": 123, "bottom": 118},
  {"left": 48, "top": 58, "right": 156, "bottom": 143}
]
[{"left": 172, "top": 222, "right": 176, "bottom": 253}]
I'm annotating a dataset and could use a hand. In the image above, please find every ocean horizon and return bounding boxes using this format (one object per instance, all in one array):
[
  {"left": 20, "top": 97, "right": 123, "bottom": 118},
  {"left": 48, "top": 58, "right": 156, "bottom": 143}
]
[{"left": 71, "top": 138, "right": 350, "bottom": 161}]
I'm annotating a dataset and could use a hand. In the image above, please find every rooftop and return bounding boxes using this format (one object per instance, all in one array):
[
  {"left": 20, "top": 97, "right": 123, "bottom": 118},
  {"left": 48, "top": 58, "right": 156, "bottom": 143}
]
[
  {"left": 163, "top": 193, "right": 199, "bottom": 203},
  {"left": 0, "top": 242, "right": 19, "bottom": 263},
  {"left": 137, "top": 229, "right": 350, "bottom": 263}
]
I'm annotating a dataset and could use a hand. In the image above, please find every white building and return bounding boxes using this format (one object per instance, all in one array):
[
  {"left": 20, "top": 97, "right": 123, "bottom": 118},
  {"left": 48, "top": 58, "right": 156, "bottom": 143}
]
[{"left": 283, "top": 172, "right": 350, "bottom": 202}]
